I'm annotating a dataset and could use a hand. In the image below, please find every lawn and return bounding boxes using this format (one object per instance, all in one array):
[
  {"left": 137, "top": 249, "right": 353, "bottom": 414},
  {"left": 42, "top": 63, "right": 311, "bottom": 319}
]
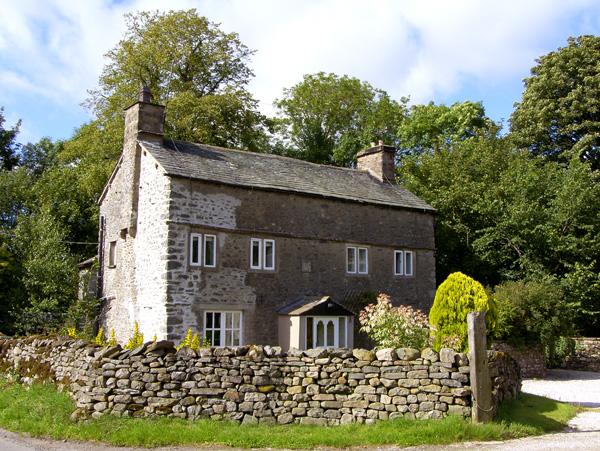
[{"left": 0, "top": 374, "right": 579, "bottom": 449}]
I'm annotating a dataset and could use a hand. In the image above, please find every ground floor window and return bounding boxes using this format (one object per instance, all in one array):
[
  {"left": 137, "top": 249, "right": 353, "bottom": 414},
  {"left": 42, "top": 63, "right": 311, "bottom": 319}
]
[
  {"left": 204, "top": 311, "right": 242, "bottom": 347},
  {"left": 306, "top": 316, "right": 348, "bottom": 348}
]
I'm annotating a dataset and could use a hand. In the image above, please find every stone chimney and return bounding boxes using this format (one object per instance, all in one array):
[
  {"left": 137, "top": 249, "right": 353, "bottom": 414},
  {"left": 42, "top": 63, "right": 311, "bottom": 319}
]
[
  {"left": 121, "top": 86, "right": 165, "bottom": 236},
  {"left": 356, "top": 140, "right": 396, "bottom": 182},
  {"left": 123, "top": 86, "right": 165, "bottom": 143}
]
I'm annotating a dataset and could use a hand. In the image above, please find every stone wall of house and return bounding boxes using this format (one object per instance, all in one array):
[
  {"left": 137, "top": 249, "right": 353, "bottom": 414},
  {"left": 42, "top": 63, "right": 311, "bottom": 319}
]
[
  {"left": 0, "top": 337, "right": 520, "bottom": 425},
  {"left": 563, "top": 338, "right": 600, "bottom": 372},
  {"left": 164, "top": 177, "right": 436, "bottom": 343},
  {"left": 99, "top": 148, "right": 172, "bottom": 342},
  {"left": 491, "top": 343, "right": 546, "bottom": 378}
]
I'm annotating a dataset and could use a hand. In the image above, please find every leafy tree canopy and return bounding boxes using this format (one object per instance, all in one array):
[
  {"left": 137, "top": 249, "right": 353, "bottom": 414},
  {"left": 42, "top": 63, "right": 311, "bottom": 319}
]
[
  {"left": 398, "top": 101, "right": 497, "bottom": 155},
  {"left": 510, "top": 35, "right": 600, "bottom": 169},
  {"left": 0, "top": 107, "right": 21, "bottom": 171},
  {"left": 275, "top": 72, "right": 407, "bottom": 165},
  {"left": 87, "top": 9, "right": 269, "bottom": 152}
]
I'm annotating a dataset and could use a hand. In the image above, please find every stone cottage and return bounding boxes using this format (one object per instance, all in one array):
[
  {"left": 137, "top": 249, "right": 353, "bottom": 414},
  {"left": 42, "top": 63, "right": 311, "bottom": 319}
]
[{"left": 97, "top": 87, "right": 436, "bottom": 348}]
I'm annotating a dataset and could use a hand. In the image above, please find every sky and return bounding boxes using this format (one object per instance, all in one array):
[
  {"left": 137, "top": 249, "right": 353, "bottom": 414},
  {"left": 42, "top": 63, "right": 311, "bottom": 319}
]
[{"left": 1, "top": 0, "right": 600, "bottom": 144}]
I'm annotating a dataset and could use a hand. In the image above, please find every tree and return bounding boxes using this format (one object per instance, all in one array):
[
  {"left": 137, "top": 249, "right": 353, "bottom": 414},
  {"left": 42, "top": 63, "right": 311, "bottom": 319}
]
[
  {"left": 87, "top": 9, "right": 269, "bottom": 152},
  {"left": 20, "top": 138, "right": 60, "bottom": 176},
  {"left": 12, "top": 210, "right": 77, "bottom": 334},
  {"left": 399, "top": 136, "right": 600, "bottom": 335},
  {"left": 0, "top": 107, "right": 21, "bottom": 171},
  {"left": 274, "top": 72, "right": 407, "bottom": 165},
  {"left": 510, "top": 35, "right": 600, "bottom": 170},
  {"left": 398, "top": 101, "right": 497, "bottom": 155}
]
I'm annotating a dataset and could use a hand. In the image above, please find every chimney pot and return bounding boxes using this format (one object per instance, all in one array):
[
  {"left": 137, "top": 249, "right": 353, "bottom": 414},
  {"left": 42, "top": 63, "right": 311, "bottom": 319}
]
[{"left": 139, "top": 85, "right": 152, "bottom": 103}]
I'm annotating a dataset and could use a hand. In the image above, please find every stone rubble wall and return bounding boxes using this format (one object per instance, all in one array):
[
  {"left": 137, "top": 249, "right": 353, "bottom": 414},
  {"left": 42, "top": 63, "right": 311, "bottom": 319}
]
[
  {"left": 0, "top": 337, "right": 520, "bottom": 425},
  {"left": 564, "top": 338, "right": 600, "bottom": 372},
  {"left": 491, "top": 342, "right": 546, "bottom": 378}
]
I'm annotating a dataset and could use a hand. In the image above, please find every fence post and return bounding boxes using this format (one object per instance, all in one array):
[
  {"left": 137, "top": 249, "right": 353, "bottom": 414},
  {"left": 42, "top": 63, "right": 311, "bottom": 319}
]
[{"left": 467, "top": 311, "right": 492, "bottom": 423}]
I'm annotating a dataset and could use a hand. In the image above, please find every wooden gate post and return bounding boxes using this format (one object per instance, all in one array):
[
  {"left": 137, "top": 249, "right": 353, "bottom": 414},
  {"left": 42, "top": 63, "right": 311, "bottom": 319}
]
[{"left": 467, "top": 311, "right": 493, "bottom": 423}]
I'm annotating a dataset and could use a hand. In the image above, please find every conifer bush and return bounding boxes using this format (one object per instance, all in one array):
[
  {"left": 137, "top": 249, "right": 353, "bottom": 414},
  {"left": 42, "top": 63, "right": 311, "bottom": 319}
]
[{"left": 429, "top": 272, "right": 496, "bottom": 351}]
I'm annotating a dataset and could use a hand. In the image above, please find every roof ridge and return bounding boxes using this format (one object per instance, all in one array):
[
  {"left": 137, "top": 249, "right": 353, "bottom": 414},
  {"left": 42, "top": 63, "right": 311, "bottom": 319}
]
[{"left": 170, "top": 138, "right": 376, "bottom": 176}]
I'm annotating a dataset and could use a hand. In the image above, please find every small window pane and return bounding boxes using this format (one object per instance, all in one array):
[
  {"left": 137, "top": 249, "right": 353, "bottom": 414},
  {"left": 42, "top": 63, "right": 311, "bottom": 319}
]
[
  {"left": 264, "top": 240, "right": 275, "bottom": 269},
  {"left": 225, "top": 330, "right": 233, "bottom": 346},
  {"left": 232, "top": 330, "right": 240, "bottom": 346},
  {"left": 339, "top": 317, "right": 346, "bottom": 347},
  {"left": 206, "top": 330, "right": 213, "bottom": 346},
  {"left": 346, "top": 247, "right": 356, "bottom": 273},
  {"left": 251, "top": 240, "right": 261, "bottom": 268},
  {"left": 306, "top": 317, "right": 314, "bottom": 348},
  {"left": 109, "top": 241, "right": 117, "bottom": 267},
  {"left": 233, "top": 312, "right": 241, "bottom": 328},
  {"left": 204, "top": 235, "right": 216, "bottom": 267},
  {"left": 213, "top": 330, "right": 221, "bottom": 347},
  {"left": 190, "top": 234, "right": 201, "bottom": 265},
  {"left": 326, "top": 320, "right": 335, "bottom": 346},
  {"left": 225, "top": 312, "right": 233, "bottom": 328},
  {"left": 405, "top": 251, "right": 414, "bottom": 276},
  {"left": 358, "top": 248, "right": 368, "bottom": 274},
  {"left": 395, "top": 251, "right": 404, "bottom": 275},
  {"left": 316, "top": 321, "right": 325, "bottom": 347}
]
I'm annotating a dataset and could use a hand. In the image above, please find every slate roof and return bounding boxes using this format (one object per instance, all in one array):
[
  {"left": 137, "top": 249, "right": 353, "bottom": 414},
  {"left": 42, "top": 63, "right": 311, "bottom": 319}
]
[
  {"left": 140, "top": 139, "right": 434, "bottom": 212},
  {"left": 276, "top": 296, "right": 354, "bottom": 316}
]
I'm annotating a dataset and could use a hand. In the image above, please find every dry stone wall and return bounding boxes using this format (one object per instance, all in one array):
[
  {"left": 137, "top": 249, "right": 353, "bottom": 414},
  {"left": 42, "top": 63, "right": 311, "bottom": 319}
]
[
  {"left": 564, "top": 338, "right": 600, "bottom": 372},
  {"left": 491, "top": 342, "right": 546, "bottom": 378},
  {"left": 0, "top": 337, "right": 520, "bottom": 425}
]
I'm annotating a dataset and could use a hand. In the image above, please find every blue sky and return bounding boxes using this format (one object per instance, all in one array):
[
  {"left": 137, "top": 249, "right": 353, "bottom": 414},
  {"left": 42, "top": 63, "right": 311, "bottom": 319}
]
[{"left": 2, "top": 0, "right": 600, "bottom": 144}]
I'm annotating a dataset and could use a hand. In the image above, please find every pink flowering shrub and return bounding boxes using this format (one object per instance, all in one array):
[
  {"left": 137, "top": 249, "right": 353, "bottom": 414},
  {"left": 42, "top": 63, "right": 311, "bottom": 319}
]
[{"left": 358, "top": 293, "right": 430, "bottom": 349}]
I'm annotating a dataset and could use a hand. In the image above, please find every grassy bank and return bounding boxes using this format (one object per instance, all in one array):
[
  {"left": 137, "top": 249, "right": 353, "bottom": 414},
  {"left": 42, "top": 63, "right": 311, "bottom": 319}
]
[{"left": 0, "top": 374, "right": 578, "bottom": 449}]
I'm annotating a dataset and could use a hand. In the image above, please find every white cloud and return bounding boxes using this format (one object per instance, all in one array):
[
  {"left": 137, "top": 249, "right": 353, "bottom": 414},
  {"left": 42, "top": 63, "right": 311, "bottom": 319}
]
[{"left": 1, "top": 0, "right": 599, "bottom": 141}]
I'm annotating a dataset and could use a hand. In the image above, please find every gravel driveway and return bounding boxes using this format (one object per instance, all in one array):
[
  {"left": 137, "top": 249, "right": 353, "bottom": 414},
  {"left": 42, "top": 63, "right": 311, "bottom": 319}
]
[{"left": 522, "top": 368, "right": 600, "bottom": 408}]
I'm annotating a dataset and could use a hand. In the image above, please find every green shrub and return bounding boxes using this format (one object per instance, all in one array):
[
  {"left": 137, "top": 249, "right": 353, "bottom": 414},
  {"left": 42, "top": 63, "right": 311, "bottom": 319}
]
[
  {"left": 358, "top": 293, "right": 430, "bottom": 349},
  {"left": 429, "top": 272, "right": 496, "bottom": 351},
  {"left": 124, "top": 322, "right": 143, "bottom": 350},
  {"left": 493, "top": 279, "right": 575, "bottom": 366}
]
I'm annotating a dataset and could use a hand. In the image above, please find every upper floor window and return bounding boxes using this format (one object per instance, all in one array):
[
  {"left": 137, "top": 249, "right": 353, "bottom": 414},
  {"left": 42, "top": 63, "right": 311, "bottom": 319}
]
[
  {"left": 108, "top": 241, "right": 117, "bottom": 268},
  {"left": 394, "top": 250, "right": 414, "bottom": 276},
  {"left": 190, "top": 233, "right": 216, "bottom": 267},
  {"left": 250, "top": 238, "right": 275, "bottom": 270},
  {"left": 347, "top": 246, "right": 368, "bottom": 274}
]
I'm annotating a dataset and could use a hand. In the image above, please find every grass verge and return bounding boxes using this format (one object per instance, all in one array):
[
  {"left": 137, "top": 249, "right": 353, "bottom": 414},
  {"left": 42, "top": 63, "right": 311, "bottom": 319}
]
[{"left": 0, "top": 374, "right": 579, "bottom": 449}]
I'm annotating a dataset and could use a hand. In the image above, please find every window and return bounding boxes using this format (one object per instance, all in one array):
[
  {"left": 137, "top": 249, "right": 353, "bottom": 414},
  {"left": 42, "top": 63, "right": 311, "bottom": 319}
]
[
  {"left": 306, "top": 316, "right": 349, "bottom": 348},
  {"left": 394, "top": 250, "right": 414, "bottom": 276},
  {"left": 250, "top": 238, "right": 275, "bottom": 270},
  {"left": 204, "top": 311, "right": 243, "bottom": 347},
  {"left": 190, "top": 233, "right": 217, "bottom": 267},
  {"left": 346, "top": 246, "right": 368, "bottom": 274},
  {"left": 108, "top": 241, "right": 117, "bottom": 267}
]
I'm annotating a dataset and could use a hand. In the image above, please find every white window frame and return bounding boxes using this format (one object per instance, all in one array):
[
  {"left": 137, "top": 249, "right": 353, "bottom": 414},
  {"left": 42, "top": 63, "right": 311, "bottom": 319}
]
[
  {"left": 394, "top": 250, "right": 414, "bottom": 276},
  {"left": 190, "top": 233, "right": 217, "bottom": 267},
  {"left": 404, "top": 250, "right": 414, "bottom": 276},
  {"left": 203, "top": 234, "right": 217, "bottom": 268},
  {"left": 204, "top": 310, "right": 243, "bottom": 347},
  {"left": 190, "top": 233, "right": 202, "bottom": 266},
  {"left": 346, "top": 246, "right": 368, "bottom": 274},
  {"left": 250, "top": 238, "right": 275, "bottom": 271},
  {"left": 263, "top": 239, "right": 275, "bottom": 270},
  {"left": 305, "top": 316, "right": 349, "bottom": 349},
  {"left": 346, "top": 247, "right": 357, "bottom": 273}
]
